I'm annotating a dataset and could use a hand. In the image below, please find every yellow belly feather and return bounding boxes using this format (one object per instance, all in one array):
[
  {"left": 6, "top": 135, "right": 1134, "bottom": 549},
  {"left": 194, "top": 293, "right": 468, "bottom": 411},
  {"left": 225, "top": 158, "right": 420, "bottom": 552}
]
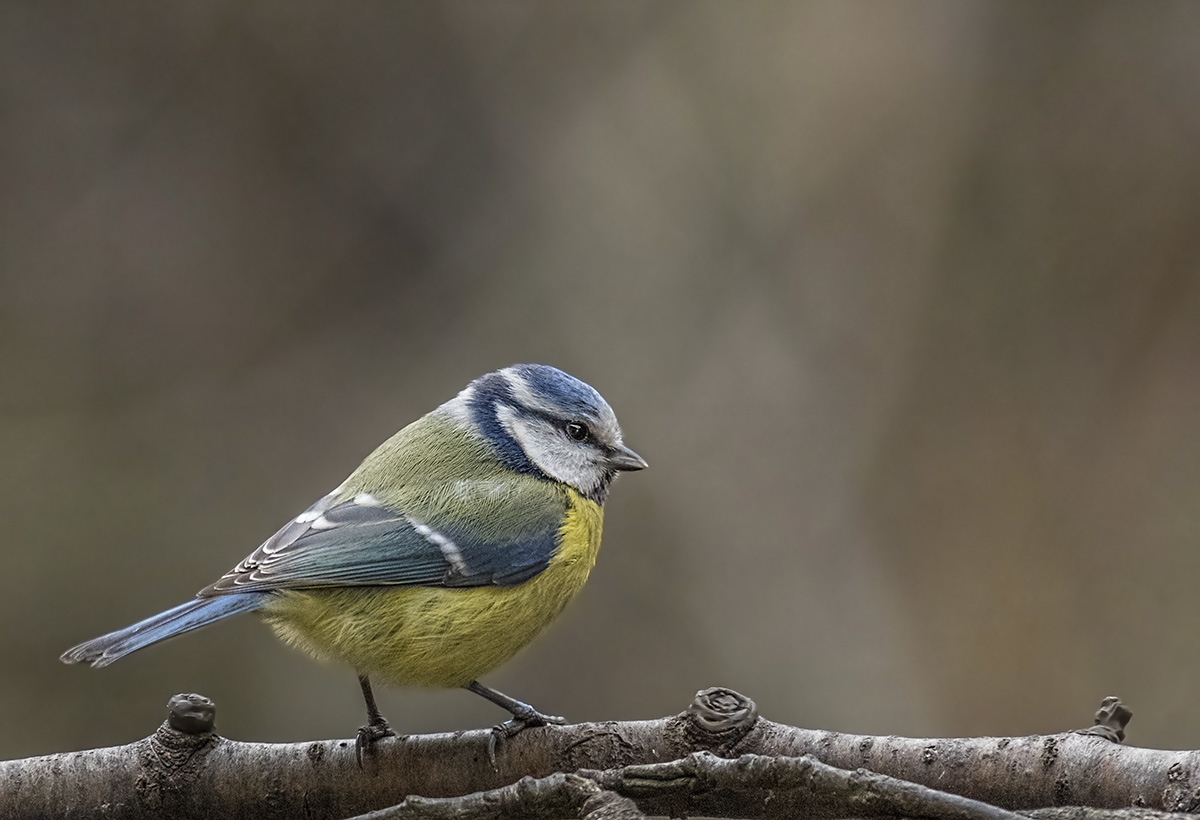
[{"left": 260, "top": 493, "right": 603, "bottom": 688}]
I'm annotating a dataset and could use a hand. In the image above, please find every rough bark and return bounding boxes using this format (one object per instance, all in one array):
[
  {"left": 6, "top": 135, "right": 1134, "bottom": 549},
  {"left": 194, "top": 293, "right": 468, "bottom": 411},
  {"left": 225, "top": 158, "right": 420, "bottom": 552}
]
[
  {"left": 349, "top": 751, "right": 1030, "bottom": 820},
  {"left": 0, "top": 689, "right": 1189, "bottom": 820}
]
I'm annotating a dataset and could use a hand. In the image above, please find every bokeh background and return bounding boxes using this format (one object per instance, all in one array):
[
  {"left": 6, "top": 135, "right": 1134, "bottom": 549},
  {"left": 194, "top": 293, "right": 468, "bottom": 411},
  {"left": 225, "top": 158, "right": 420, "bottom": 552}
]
[{"left": 4, "top": 1, "right": 1200, "bottom": 761}]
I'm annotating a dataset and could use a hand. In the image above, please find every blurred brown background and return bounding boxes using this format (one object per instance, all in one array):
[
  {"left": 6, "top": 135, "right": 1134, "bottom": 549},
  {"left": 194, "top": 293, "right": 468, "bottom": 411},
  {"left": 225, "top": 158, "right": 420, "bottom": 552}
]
[{"left": 4, "top": 1, "right": 1200, "bottom": 761}]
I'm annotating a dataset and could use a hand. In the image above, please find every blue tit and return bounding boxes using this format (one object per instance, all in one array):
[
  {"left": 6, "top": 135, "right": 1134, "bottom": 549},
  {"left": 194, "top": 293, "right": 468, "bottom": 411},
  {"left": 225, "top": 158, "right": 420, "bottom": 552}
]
[{"left": 61, "top": 364, "right": 646, "bottom": 758}]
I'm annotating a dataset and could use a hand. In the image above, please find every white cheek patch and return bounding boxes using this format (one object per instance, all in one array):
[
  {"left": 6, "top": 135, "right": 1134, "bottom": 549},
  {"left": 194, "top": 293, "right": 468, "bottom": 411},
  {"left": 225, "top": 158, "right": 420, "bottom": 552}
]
[{"left": 495, "top": 403, "right": 606, "bottom": 496}]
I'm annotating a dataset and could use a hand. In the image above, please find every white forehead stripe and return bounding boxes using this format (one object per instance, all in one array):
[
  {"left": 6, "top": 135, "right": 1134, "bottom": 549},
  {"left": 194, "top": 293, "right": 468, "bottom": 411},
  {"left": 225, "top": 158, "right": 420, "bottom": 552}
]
[
  {"left": 501, "top": 367, "right": 559, "bottom": 415},
  {"left": 499, "top": 367, "right": 622, "bottom": 443},
  {"left": 408, "top": 517, "right": 467, "bottom": 573}
]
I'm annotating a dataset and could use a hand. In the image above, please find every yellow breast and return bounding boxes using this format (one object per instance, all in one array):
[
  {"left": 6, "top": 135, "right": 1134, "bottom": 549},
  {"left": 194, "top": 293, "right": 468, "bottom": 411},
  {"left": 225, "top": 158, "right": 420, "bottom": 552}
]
[{"left": 260, "top": 492, "right": 604, "bottom": 688}]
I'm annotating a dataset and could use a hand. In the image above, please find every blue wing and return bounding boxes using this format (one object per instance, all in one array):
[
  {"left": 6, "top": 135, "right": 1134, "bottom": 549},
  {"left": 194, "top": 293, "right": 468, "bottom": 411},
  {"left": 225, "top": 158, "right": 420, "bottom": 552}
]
[{"left": 199, "top": 484, "right": 567, "bottom": 596}]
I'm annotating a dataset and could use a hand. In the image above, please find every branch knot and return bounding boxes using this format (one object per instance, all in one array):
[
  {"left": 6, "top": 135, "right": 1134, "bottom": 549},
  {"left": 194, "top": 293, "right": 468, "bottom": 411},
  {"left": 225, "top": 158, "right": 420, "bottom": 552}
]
[
  {"left": 145, "top": 694, "right": 219, "bottom": 777},
  {"left": 685, "top": 687, "right": 759, "bottom": 751},
  {"left": 1072, "top": 696, "right": 1132, "bottom": 744},
  {"left": 166, "top": 693, "right": 217, "bottom": 735}
]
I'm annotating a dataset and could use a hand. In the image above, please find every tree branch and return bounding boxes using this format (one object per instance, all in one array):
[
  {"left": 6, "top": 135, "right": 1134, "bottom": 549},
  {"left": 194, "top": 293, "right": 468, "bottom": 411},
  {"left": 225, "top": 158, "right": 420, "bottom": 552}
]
[
  {"left": 347, "top": 750, "right": 1027, "bottom": 820},
  {"left": 1, "top": 688, "right": 1188, "bottom": 820}
]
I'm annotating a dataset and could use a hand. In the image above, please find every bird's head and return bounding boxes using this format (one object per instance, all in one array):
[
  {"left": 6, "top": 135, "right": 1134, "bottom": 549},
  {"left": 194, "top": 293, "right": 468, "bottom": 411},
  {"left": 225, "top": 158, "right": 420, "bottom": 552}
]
[{"left": 442, "top": 364, "right": 646, "bottom": 502}]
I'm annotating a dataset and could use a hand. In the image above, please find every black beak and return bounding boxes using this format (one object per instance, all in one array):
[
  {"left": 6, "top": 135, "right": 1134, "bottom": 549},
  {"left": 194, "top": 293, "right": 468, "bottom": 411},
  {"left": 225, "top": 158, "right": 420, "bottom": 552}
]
[{"left": 608, "top": 444, "right": 648, "bottom": 472}]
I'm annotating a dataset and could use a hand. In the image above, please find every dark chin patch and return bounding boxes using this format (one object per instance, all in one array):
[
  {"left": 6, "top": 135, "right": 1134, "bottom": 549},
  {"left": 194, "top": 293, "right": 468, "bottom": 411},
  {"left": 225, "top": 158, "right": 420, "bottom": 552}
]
[{"left": 586, "top": 470, "right": 616, "bottom": 505}]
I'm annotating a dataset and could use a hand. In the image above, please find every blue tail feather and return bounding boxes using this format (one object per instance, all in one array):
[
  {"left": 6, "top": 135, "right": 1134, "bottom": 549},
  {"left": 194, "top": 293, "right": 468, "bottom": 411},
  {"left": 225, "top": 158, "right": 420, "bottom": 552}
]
[{"left": 60, "top": 594, "right": 265, "bottom": 668}]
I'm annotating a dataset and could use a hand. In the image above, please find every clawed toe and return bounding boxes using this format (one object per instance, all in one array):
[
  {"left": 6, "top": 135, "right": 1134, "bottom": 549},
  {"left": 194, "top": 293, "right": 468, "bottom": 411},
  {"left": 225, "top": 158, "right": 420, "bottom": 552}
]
[
  {"left": 355, "top": 721, "right": 396, "bottom": 768},
  {"left": 465, "top": 680, "right": 567, "bottom": 767},
  {"left": 505, "top": 712, "right": 566, "bottom": 733},
  {"left": 485, "top": 709, "right": 566, "bottom": 766}
]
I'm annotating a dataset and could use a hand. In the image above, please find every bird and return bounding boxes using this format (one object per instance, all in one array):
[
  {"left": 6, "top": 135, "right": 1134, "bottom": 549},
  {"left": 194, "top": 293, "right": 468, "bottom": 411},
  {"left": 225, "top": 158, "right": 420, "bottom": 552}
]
[{"left": 61, "top": 364, "right": 646, "bottom": 761}]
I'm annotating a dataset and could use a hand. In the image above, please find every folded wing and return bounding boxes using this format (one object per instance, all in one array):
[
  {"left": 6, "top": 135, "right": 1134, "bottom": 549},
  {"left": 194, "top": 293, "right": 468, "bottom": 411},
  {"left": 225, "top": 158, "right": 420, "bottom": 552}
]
[{"left": 200, "top": 483, "right": 566, "bottom": 596}]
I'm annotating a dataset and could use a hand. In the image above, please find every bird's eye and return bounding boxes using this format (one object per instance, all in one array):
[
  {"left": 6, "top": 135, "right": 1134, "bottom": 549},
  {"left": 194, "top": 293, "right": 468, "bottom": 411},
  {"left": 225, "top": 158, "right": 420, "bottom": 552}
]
[{"left": 564, "top": 421, "right": 589, "bottom": 442}]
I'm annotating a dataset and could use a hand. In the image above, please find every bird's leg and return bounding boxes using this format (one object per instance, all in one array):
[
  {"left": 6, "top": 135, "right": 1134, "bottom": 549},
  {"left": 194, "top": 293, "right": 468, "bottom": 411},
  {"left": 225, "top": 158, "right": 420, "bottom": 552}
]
[
  {"left": 466, "top": 680, "right": 565, "bottom": 764},
  {"left": 355, "top": 674, "right": 395, "bottom": 767},
  {"left": 467, "top": 679, "right": 566, "bottom": 728}
]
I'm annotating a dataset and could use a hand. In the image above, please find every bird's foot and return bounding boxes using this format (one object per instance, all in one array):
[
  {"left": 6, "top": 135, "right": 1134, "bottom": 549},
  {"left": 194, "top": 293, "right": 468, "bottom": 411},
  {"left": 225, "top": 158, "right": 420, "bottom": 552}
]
[
  {"left": 486, "top": 705, "right": 566, "bottom": 766},
  {"left": 355, "top": 718, "right": 396, "bottom": 768}
]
